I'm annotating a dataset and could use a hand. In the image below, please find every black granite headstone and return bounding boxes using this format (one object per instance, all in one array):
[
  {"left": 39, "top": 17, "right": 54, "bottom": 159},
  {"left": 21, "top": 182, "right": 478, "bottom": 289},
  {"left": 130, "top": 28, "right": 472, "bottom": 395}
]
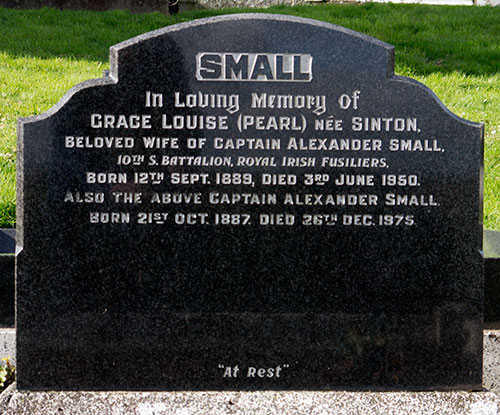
[{"left": 17, "top": 14, "right": 483, "bottom": 391}]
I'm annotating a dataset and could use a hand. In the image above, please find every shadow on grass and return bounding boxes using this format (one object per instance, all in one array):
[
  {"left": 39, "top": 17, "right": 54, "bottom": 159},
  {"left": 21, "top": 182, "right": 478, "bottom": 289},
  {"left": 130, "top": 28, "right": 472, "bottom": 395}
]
[
  {"left": 0, "top": 7, "right": 176, "bottom": 62},
  {"left": 0, "top": 4, "right": 499, "bottom": 75}
]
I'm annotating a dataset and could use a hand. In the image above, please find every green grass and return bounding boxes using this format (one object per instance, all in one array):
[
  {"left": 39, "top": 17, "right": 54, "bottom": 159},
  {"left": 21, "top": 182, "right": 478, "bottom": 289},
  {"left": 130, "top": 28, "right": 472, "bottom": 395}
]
[{"left": 0, "top": 4, "right": 499, "bottom": 228}]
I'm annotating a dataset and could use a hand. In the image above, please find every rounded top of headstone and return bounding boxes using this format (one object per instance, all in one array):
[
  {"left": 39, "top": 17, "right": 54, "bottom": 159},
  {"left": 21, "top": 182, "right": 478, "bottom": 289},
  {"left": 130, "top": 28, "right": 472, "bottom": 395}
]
[
  {"left": 112, "top": 13, "right": 394, "bottom": 53},
  {"left": 109, "top": 13, "right": 396, "bottom": 82}
]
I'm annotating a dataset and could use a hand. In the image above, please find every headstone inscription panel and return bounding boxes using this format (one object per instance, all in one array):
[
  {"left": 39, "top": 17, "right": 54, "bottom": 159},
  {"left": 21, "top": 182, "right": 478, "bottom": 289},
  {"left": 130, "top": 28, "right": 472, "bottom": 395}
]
[{"left": 17, "top": 14, "right": 483, "bottom": 391}]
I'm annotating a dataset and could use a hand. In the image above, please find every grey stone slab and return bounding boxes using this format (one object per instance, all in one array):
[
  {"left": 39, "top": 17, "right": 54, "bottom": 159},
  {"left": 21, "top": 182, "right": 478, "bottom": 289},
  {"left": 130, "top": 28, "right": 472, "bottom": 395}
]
[
  {"left": 484, "top": 330, "right": 500, "bottom": 394},
  {"left": 0, "top": 328, "right": 15, "bottom": 363},
  {"left": 366, "top": 0, "right": 473, "bottom": 4},
  {"left": 196, "top": 0, "right": 476, "bottom": 7},
  {"left": 16, "top": 14, "right": 483, "bottom": 391},
  {"left": 1, "top": 388, "right": 499, "bottom": 415},
  {"left": 485, "top": 231, "right": 500, "bottom": 259}
]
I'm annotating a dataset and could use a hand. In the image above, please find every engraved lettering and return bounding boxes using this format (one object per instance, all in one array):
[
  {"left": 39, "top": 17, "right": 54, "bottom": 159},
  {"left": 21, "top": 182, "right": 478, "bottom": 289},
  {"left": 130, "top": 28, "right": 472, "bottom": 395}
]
[{"left": 196, "top": 53, "right": 312, "bottom": 82}]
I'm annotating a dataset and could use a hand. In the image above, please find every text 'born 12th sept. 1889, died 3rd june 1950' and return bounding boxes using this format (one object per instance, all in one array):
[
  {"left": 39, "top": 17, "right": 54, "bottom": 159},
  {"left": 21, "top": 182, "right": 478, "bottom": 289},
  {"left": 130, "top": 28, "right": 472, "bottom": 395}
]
[{"left": 16, "top": 14, "right": 483, "bottom": 391}]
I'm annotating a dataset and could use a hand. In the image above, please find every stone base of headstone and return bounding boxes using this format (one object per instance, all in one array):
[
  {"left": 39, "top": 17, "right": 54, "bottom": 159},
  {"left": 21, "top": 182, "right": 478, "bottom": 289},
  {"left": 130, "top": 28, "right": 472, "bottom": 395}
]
[
  {"left": 484, "top": 329, "right": 500, "bottom": 393},
  {"left": 1, "top": 388, "right": 499, "bottom": 415},
  {"left": 0, "top": 328, "right": 15, "bottom": 363}
]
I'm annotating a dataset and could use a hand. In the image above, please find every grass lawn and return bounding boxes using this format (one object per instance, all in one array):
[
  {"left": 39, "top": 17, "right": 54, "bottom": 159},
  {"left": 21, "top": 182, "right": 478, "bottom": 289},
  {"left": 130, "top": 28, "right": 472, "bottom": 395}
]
[{"left": 0, "top": 4, "right": 499, "bottom": 228}]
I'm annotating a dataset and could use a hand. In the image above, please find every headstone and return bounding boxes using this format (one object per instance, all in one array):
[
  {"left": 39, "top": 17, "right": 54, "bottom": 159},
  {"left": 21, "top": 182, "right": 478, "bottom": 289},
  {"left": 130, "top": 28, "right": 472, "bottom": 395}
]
[{"left": 16, "top": 14, "right": 483, "bottom": 391}]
